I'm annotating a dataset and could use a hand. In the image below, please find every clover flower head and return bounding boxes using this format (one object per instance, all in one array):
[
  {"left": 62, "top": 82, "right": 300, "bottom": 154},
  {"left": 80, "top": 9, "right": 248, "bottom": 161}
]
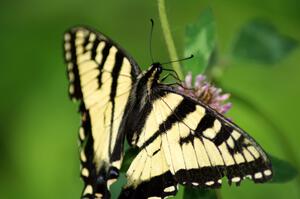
[{"left": 178, "top": 72, "right": 232, "bottom": 114}]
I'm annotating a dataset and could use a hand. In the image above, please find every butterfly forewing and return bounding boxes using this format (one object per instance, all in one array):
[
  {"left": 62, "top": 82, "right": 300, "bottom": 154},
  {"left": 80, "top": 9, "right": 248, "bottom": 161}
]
[
  {"left": 120, "top": 86, "right": 272, "bottom": 198},
  {"left": 64, "top": 27, "right": 140, "bottom": 198},
  {"left": 159, "top": 88, "right": 272, "bottom": 186}
]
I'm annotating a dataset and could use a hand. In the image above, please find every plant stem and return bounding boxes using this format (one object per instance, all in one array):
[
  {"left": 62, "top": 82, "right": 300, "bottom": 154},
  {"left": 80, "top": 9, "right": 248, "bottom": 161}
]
[
  {"left": 215, "top": 189, "right": 222, "bottom": 199},
  {"left": 157, "top": 0, "right": 184, "bottom": 79}
]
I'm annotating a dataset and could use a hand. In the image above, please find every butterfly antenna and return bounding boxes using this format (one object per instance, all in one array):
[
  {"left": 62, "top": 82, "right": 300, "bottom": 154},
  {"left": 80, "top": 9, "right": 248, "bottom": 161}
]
[
  {"left": 149, "top": 19, "right": 155, "bottom": 63},
  {"left": 160, "top": 54, "right": 194, "bottom": 65}
]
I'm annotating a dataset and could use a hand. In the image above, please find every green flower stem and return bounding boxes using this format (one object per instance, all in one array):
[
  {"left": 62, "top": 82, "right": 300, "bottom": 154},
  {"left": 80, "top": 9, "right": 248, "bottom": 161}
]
[
  {"left": 157, "top": 0, "right": 184, "bottom": 79},
  {"left": 215, "top": 190, "right": 222, "bottom": 199}
]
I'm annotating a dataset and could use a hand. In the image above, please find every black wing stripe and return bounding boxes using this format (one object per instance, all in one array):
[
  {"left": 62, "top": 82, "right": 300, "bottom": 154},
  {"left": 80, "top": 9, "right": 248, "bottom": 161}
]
[
  {"left": 195, "top": 112, "right": 215, "bottom": 132},
  {"left": 91, "top": 39, "right": 100, "bottom": 60},
  {"left": 139, "top": 98, "right": 196, "bottom": 149},
  {"left": 213, "top": 124, "right": 233, "bottom": 146},
  {"left": 97, "top": 43, "right": 112, "bottom": 89},
  {"left": 83, "top": 34, "right": 90, "bottom": 49},
  {"left": 108, "top": 50, "right": 124, "bottom": 156},
  {"left": 119, "top": 171, "right": 177, "bottom": 199}
]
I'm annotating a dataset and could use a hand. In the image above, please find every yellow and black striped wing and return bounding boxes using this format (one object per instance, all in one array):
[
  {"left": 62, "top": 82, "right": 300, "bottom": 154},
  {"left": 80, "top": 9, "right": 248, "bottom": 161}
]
[
  {"left": 120, "top": 87, "right": 272, "bottom": 199},
  {"left": 64, "top": 27, "right": 141, "bottom": 198}
]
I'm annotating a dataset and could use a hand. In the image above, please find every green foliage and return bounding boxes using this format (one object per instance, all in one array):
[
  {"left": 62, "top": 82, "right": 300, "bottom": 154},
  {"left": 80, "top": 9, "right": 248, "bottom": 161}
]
[
  {"left": 184, "top": 187, "right": 217, "bottom": 199},
  {"left": 232, "top": 19, "right": 298, "bottom": 65},
  {"left": 269, "top": 155, "right": 298, "bottom": 183},
  {"left": 184, "top": 8, "right": 216, "bottom": 75},
  {"left": 120, "top": 147, "right": 139, "bottom": 173}
]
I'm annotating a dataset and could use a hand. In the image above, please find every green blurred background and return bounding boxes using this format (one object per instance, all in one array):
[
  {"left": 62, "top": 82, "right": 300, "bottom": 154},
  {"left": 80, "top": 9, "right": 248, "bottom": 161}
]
[{"left": 0, "top": 0, "right": 299, "bottom": 198}]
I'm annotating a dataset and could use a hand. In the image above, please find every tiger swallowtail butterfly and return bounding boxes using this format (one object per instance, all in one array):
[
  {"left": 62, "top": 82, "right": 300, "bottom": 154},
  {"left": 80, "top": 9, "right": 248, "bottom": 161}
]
[{"left": 64, "top": 26, "right": 272, "bottom": 199}]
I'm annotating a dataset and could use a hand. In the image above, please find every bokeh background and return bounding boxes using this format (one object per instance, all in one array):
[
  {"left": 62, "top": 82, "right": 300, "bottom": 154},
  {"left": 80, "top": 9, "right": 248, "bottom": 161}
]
[{"left": 0, "top": 0, "right": 299, "bottom": 199}]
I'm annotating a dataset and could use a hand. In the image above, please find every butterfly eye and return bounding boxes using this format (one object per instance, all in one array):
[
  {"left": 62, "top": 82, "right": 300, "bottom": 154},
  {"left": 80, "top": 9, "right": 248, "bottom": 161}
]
[
  {"left": 156, "top": 64, "right": 163, "bottom": 73},
  {"left": 151, "top": 63, "right": 163, "bottom": 75}
]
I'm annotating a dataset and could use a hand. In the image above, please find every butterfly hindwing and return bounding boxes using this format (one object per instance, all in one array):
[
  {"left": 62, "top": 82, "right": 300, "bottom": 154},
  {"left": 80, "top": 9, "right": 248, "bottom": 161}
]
[
  {"left": 120, "top": 86, "right": 272, "bottom": 198},
  {"left": 119, "top": 148, "right": 178, "bottom": 199},
  {"left": 64, "top": 27, "right": 141, "bottom": 198}
]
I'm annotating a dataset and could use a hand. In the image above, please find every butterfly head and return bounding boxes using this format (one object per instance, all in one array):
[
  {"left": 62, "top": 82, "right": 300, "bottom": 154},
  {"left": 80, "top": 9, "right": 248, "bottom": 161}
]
[
  {"left": 145, "top": 62, "right": 163, "bottom": 80},
  {"left": 151, "top": 62, "right": 163, "bottom": 75},
  {"left": 144, "top": 62, "right": 163, "bottom": 91}
]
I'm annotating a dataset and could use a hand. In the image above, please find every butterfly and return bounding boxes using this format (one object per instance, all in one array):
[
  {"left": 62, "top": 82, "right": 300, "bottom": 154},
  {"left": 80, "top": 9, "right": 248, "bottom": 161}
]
[{"left": 64, "top": 26, "right": 272, "bottom": 199}]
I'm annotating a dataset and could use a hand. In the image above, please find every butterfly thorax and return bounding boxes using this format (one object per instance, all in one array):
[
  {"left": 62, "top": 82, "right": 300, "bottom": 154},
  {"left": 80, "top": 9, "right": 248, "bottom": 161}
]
[{"left": 124, "top": 63, "right": 163, "bottom": 145}]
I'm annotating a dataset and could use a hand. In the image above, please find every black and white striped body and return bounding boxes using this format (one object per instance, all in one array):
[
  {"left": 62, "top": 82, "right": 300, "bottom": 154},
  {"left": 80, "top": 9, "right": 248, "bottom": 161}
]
[{"left": 64, "top": 27, "right": 272, "bottom": 199}]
